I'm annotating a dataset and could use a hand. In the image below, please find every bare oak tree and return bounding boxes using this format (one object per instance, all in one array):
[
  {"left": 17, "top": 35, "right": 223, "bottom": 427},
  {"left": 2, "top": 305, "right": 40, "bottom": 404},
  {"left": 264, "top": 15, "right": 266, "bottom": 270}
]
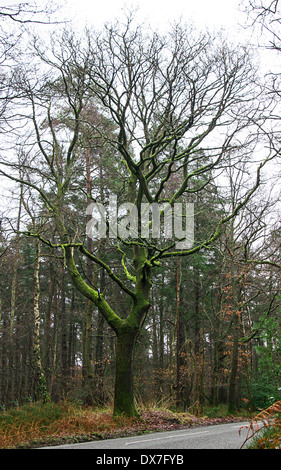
[{"left": 0, "top": 16, "right": 272, "bottom": 416}]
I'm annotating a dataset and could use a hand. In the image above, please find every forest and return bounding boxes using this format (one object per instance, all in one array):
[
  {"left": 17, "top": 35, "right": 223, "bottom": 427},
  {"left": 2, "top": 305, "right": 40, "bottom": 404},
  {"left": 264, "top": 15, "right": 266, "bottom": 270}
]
[{"left": 0, "top": 0, "right": 281, "bottom": 430}]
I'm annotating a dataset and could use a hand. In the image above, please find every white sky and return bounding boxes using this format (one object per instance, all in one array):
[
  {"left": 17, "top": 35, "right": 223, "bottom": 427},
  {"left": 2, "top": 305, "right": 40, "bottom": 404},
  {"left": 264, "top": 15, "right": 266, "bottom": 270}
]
[{"left": 63, "top": 0, "right": 245, "bottom": 34}]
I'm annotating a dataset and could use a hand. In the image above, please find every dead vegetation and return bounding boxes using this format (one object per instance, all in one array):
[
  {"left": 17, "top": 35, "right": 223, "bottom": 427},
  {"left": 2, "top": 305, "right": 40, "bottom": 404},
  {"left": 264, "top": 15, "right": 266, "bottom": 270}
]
[{"left": 0, "top": 401, "right": 245, "bottom": 449}]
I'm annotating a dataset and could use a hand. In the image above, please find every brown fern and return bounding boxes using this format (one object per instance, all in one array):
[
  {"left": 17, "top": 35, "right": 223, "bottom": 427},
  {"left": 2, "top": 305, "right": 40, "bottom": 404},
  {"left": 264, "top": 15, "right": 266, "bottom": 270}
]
[{"left": 240, "top": 400, "right": 281, "bottom": 448}]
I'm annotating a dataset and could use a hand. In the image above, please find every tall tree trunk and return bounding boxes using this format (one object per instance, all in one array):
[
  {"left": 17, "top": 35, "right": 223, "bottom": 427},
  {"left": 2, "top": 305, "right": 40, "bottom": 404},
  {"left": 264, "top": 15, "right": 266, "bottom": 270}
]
[
  {"left": 151, "top": 291, "right": 159, "bottom": 398},
  {"left": 176, "top": 258, "right": 182, "bottom": 409},
  {"left": 1, "top": 307, "right": 8, "bottom": 405},
  {"left": 152, "top": 324, "right": 158, "bottom": 395},
  {"left": 60, "top": 266, "right": 68, "bottom": 397},
  {"left": 82, "top": 146, "right": 95, "bottom": 404},
  {"left": 157, "top": 280, "right": 164, "bottom": 402},
  {"left": 228, "top": 312, "right": 239, "bottom": 413},
  {"left": 194, "top": 260, "right": 203, "bottom": 414},
  {"left": 50, "top": 286, "right": 59, "bottom": 399},
  {"left": 94, "top": 292, "right": 105, "bottom": 404},
  {"left": 227, "top": 219, "right": 241, "bottom": 413},
  {"left": 0, "top": 295, "right": 7, "bottom": 404},
  {"left": 33, "top": 241, "right": 50, "bottom": 402},
  {"left": 9, "top": 184, "right": 23, "bottom": 339},
  {"left": 68, "top": 289, "right": 76, "bottom": 376},
  {"left": 83, "top": 298, "right": 95, "bottom": 405},
  {"left": 43, "top": 264, "right": 55, "bottom": 389},
  {"left": 8, "top": 185, "right": 23, "bottom": 402},
  {"left": 170, "top": 321, "right": 176, "bottom": 399}
]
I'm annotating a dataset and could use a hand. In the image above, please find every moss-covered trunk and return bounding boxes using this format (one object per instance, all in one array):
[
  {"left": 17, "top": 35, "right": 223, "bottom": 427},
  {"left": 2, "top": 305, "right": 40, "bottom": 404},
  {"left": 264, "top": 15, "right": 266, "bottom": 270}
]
[
  {"left": 114, "top": 328, "right": 139, "bottom": 417},
  {"left": 64, "top": 245, "right": 151, "bottom": 417}
]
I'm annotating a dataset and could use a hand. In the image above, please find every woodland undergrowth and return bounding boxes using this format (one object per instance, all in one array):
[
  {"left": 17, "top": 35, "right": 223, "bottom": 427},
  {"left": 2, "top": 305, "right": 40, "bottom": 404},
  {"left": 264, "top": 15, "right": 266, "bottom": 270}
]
[{"left": 0, "top": 400, "right": 248, "bottom": 449}]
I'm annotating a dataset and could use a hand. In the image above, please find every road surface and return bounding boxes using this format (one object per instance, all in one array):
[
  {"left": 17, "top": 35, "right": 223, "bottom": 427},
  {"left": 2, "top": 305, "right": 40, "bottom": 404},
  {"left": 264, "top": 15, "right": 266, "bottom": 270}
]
[{"left": 40, "top": 420, "right": 254, "bottom": 450}]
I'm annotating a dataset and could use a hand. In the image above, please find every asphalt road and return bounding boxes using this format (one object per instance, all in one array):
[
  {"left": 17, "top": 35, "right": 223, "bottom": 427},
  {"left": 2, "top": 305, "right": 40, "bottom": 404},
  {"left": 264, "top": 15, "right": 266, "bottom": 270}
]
[{"left": 40, "top": 420, "right": 253, "bottom": 450}]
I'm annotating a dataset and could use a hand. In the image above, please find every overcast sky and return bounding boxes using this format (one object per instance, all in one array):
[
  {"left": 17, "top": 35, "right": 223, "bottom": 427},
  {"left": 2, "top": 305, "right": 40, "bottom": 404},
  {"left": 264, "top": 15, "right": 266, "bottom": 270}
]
[{"left": 63, "top": 0, "right": 246, "bottom": 35}]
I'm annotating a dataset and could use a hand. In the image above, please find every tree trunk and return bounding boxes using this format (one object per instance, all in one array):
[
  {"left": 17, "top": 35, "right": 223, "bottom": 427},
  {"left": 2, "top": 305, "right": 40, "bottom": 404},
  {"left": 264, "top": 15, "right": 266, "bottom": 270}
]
[
  {"left": 68, "top": 289, "right": 76, "bottom": 376},
  {"left": 82, "top": 145, "right": 96, "bottom": 405},
  {"left": 227, "top": 219, "right": 241, "bottom": 413},
  {"left": 194, "top": 261, "right": 203, "bottom": 414},
  {"left": 43, "top": 264, "right": 55, "bottom": 389},
  {"left": 228, "top": 312, "right": 239, "bottom": 413},
  {"left": 60, "top": 266, "right": 68, "bottom": 397},
  {"left": 93, "top": 267, "right": 106, "bottom": 404},
  {"left": 169, "top": 321, "right": 176, "bottom": 399},
  {"left": 50, "top": 287, "right": 59, "bottom": 399},
  {"left": 82, "top": 298, "right": 95, "bottom": 405},
  {"left": 94, "top": 310, "right": 105, "bottom": 404},
  {"left": 33, "top": 241, "right": 50, "bottom": 402},
  {"left": 114, "top": 328, "right": 139, "bottom": 417},
  {"left": 113, "top": 245, "right": 151, "bottom": 417},
  {"left": 9, "top": 185, "right": 23, "bottom": 339},
  {"left": 176, "top": 258, "right": 182, "bottom": 409},
  {"left": 157, "top": 284, "right": 164, "bottom": 402},
  {"left": 64, "top": 244, "right": 151, "bottom": 417},
  {"left": 151, "top": 299, "right": 158, "bottom": 397}
]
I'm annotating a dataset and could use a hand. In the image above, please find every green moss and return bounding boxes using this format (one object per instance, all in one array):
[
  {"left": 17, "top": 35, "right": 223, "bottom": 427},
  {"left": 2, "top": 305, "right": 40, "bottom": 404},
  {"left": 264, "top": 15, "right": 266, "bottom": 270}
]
[
  {"left": 36, "top": 375, "right": 50, "bottom": 403},
  {"left": 65, "top": 247, "right": 124, "bottom": 332},
  {"left": 64, "top": 247, "right": 151, "bottom": 418}
]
